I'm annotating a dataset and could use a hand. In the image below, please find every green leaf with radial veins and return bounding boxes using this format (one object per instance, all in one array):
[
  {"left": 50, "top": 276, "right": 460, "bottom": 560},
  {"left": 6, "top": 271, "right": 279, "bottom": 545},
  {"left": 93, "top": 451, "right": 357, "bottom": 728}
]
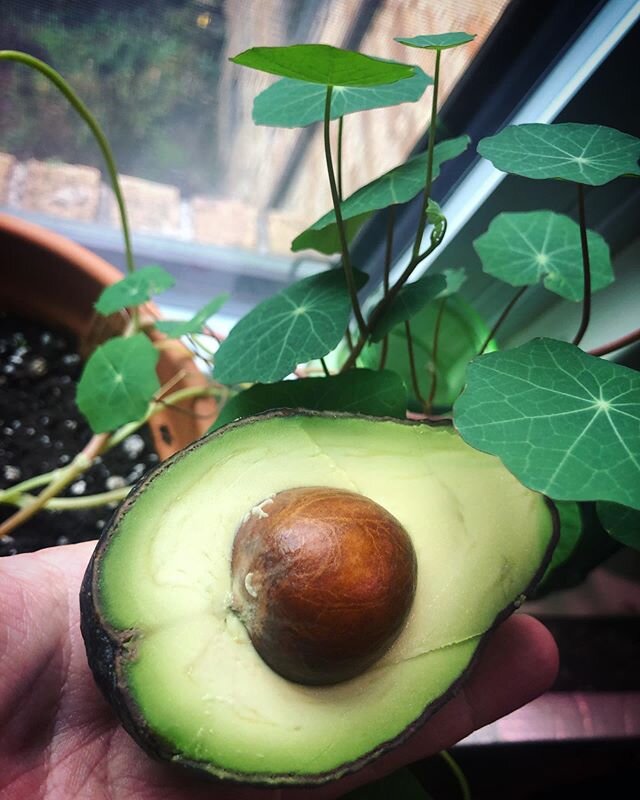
[
  {"left": 76, "top": 334, "right": 160, "bottom": 433},
  {"left": 473, "top": 211, "right": 613, "bottom": 301},
  {"left": 395, "top": 32, "right": 476, "bottom": 50},
  {"left": 369, "top": 273, "right": 447, "bottom": 342},
  {"left": 214, "top": 269, "right": 368, "bottom": 385},
  {"left": 155, "top": 294, "right": 229, "bottom": 337},
  {"left": 292, "top": 136, "right": 470, "bottom": 254},
  {"left": 597, "top": 501, "right": 640, "bottom": 551},
  {"left": 253, "top": 67, "right": 431, "bottom": 128},
  {"left": 95, "top": 266, "right": 175, "bottom": 315},
  {"left": 477, "top": 123, "right": 640, "bottom": 185},
  {"left": 454, "top": 338, "right": 640, "bottom": 509},
  {"left": 209, "top": 369, "right": 407, "bottom": 432},
  {"left": 230, "top": 44, "right": 415, "bottom": 86}
]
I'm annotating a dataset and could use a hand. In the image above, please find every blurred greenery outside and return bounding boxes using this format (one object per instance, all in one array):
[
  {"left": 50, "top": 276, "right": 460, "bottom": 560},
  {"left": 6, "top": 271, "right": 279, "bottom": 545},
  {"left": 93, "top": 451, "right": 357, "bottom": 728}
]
[{"left": 0, "top": 0, "right": 226, "bottom": 195}]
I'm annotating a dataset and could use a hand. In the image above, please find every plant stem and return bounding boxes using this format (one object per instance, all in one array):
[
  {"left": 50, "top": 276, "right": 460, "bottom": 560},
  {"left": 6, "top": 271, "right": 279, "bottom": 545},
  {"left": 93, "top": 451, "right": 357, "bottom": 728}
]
[
  {"left": 411, "top": 48, "right": 441, "bottom": 262},
  {"left": 477, "top": 285, "right": 528, "bottom": 356},
  {"left": 572, "top": 183, "right": 592, "bottom": 347},
  {"left": 0, "top": 468, "right": 64, "bottom": 504},
  {"left": 7, "top": 486, "right": 131, "bottom": 512},
  {"left": 0, "top": 433, "right": 109, "bottom": 539},
  {"left": 426, "top": 297, "right": 447, "bottom": 414},
  {"left": 404, "top": 320, "right": 428, "bottom": 411},
  {"left": 323, "top": 86, "right": 367, "bottom": 337},
  {"left": 0, "top": 51, "right": 134, "bottom": 277},
  {"left": 340, "top": 233, "right": 445, "bottom": 373},
  {"left": 379, "top": 207, "right": 396, "bottom": 371},
  {"left": 589, "top": 327, "right": 640, "bottom": 357},
  {"left": 337, "top": 115, "right": 344, "bottom": 201},
  {"left": 0, "top": 384, "right": 219, "bottom": 538},
  {"left": 440, "top": 750, "right": 471, "bottom": 800},
  {"left": 344, "top": 326, "right": 354, "bottom": 353},
  {"left": 320, "top": 357, "right": 331, "bottom": 377}
]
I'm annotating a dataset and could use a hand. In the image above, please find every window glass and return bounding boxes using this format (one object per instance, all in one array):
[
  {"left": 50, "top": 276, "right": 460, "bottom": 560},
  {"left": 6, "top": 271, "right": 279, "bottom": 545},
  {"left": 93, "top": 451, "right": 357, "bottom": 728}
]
[{"left": 1, "top": 0, "right": 509, "bottom": 317}]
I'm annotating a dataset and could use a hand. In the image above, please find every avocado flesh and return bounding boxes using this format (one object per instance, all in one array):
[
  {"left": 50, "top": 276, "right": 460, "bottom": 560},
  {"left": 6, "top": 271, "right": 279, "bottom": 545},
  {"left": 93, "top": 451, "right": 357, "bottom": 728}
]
[{"left": 87, "top": 414, "right": 555, "bottom": 783}]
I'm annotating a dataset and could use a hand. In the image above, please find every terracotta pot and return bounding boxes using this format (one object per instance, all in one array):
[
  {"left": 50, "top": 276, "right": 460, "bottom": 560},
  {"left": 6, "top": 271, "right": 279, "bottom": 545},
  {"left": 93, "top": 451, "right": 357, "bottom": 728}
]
[{"left": 0, "top": 212, "right": 217, "bottom": 459}]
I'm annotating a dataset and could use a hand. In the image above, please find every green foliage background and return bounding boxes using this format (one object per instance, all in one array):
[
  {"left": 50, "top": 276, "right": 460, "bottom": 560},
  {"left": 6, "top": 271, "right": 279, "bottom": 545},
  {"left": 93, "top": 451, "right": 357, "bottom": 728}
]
[{"left": 0, "top": 0, "right": 225, "bottom": 194}]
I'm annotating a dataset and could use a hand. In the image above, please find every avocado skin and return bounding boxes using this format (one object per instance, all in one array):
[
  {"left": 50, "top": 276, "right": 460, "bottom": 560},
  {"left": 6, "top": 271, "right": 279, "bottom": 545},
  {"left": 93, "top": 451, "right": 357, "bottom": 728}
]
[
  {"left": 79, "top": 410, "right": 560, "bottom": 787},
  {"left": 80, "top": 541, "right": 177, "bottom": 766}
]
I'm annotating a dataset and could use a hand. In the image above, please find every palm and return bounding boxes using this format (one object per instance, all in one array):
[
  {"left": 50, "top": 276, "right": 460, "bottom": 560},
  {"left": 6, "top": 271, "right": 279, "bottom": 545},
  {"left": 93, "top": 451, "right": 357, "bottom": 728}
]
[{"left": 1, "top": 542, "right": 558, "bottom": 800}]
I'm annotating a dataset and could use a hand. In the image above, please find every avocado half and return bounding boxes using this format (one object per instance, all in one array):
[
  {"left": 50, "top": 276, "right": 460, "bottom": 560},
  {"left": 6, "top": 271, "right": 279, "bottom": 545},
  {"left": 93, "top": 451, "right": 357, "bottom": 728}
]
[{"left": 80, "top": 411, "right": 557, "bottom": 786}]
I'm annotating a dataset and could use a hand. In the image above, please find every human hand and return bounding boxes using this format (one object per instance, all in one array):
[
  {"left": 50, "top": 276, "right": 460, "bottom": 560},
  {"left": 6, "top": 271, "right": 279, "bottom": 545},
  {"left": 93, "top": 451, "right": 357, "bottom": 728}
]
[{"left": 0, "top": 541, "right": 558, "bottom": 799}]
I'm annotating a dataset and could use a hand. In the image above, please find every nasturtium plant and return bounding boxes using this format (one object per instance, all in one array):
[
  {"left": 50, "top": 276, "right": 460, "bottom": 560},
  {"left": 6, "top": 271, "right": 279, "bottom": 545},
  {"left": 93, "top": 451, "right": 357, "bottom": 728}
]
[
  {"left": 478, "top": 123, "right": 640, "bottom": 185},
  {"left": 597, "top": 501, "right": 640, "bottom": 551},
  {"left": 230, "top": 44, "right": 415, "bottom": 86},
  {"left": 292, "top": 136, "right": 470, "bottom": 254},
  {"left": 454, "top": 339, "right": 640, "bottom": 509},
  {"left": 95, "top": 265, "right": 175, "bottom": 315},
  {"left": 214, "top": 269, "right": 368, "bottom": 384},
  {"left": 155, "top": 294, "right": 229, "bottom": 337},
  {"left": 253, "top": 68, "right": 431, "bottom": 128},
  {"left": 370, "top": 273, "right": 447, "bottom": 342},
  {"left": 395, "top": 32, "right": 477, "bottom": 50},
  {"left": 210, "top": 369, "right": 407, "bottom": 432},
  {"left": 361, "top": 293, "right": 492, "bottom": 413},
  {"left": 76, "top": 334, "right": 160, "bottom": 433},
  {"left": 473, "top": 211, "right": 614, "bottom": 301}
]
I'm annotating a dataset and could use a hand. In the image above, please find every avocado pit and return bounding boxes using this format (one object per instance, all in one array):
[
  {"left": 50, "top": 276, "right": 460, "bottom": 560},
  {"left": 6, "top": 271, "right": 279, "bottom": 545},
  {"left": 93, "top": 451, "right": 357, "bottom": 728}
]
[{"left": 230, "top": 486, "right": 418, "bottom": 685}]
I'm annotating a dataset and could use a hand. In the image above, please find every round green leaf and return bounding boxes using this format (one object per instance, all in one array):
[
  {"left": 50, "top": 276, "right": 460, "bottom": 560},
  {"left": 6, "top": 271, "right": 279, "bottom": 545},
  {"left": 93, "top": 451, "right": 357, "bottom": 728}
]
[
  {"left": 292, "top": 136, "right": 469, "bottom": 254},
  {"left": 253, "top": 68, "right": 431, "bottom": 128},
  {"left": 155, "top": 294, "right": 229, "bottom": 338},
  {"left": 76, "top": 334, "right": 160, "bottom": 433},
  {"left": 210, "top": 369, "right": 407, "bottom": 432},
  {"left": 473, "top": 211, "right": 614, "bottom": 301},
  {"left": 477, "top": 123, "right": 640, "bottom": 185},
  {"left": 454, "top": 338, "right": 640, "bottom": 509},
  {"left": 597, "top": 501, "right": 640, "bottom": 551},
  {"left": 230, "top": 44, "right": 415, "bottom": 87},
  {"left": 214, "top": 269, "right": 368, "bottom": 385},
  {"left": 95, "top": 266, "right": 175, "bottom": 316},
  {"left": 395, "top": 32, "right": 476, "bottom": 50}
]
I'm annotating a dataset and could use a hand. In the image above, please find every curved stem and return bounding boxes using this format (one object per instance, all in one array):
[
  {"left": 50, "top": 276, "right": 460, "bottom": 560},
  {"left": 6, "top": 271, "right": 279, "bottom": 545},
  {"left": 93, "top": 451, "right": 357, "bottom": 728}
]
[
  {"left": 0, "top": 467, "right": 63, "bottom": 504},
  {"left": 440, "top": 750, "right": 471, "bottom": 800},
  {"left": 337, "top": 115, "right": 344, "bottom": 201},
  {"left": 378, "top": 207, "right": 396, "bottom": 371},
  {"left": 340, "top": 233, "right": 445, "bottom": 373},
  {"left": 0, "top": 433, "right": 109, "bottom": 539},
  {"left": 405, "top": 320, "right": 428, "bottom": 411},
  {"left": 0, "top": 384, "right": 220, "bottom": 538},
  {"left": 572, "top": 183, "right": 592, "bottom": 347},
  {"left": 323, "top": 86, "right": 367, "bottom": 337},
  {"left": 426, "top": 297, "right": 447, "bottom": 414},
  {"left": 6, "top": 486, "right": 131, "bottom": 512},
  {"left": 411, "top": 48, "right": 441, "bottom": 261},
  {"left": 589, "top": 327, "right": 640, "bottom": 357},
  {"left": 478, "top": 285, "right": 528, "bottom": 356},
  {"left": 0, "top": 50, "right": 135, "bottom": 276}
]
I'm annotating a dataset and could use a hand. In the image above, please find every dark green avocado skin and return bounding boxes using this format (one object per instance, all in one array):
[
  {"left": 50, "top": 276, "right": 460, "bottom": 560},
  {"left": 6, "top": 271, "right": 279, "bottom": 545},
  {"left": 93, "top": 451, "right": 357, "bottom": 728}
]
[
  {"left": 79, "top": 410, "right": 560, "bottom": 788},
  {"left": 80, "top": 550, "right": 174, "bottom": 765}
]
